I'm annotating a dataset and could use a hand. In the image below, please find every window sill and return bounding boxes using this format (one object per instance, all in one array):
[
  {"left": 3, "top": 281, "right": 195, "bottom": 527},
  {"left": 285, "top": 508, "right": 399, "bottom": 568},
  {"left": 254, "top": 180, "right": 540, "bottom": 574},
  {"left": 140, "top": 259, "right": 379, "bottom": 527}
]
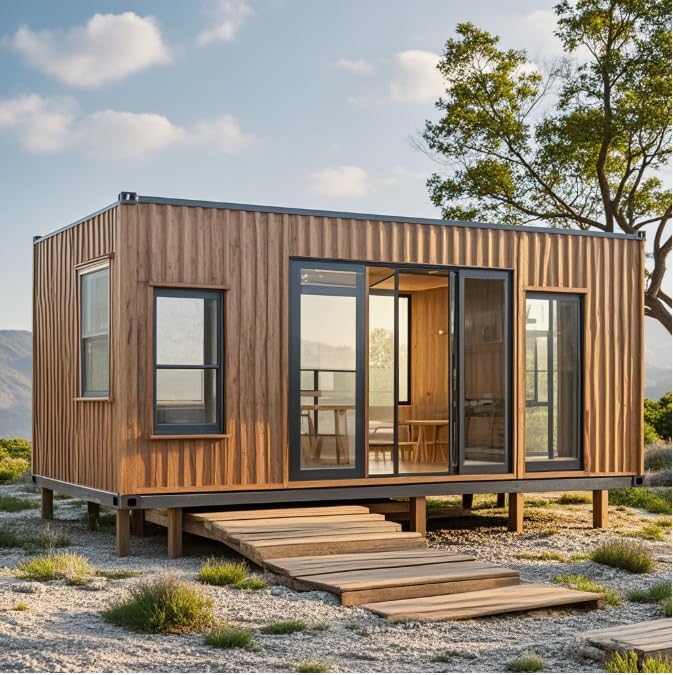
[
  {"left": 73, "top": 397, "right": 113, "bottom": 402},
  {"left": 148, "top": 434, "right": 230, "bottom": 440}
]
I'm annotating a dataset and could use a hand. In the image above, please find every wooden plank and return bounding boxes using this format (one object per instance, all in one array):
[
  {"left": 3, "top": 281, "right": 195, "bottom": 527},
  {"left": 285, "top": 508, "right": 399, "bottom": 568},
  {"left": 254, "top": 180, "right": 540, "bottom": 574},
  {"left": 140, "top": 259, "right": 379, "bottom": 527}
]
[
  {"left": 116, "top": 509, "right": 130, "bottom": 557},
  {"left": 187, "top": 513, "right": 388, "bottom": 528},
  {"left": 187, "top": 505, "right": 370, "bottom": 521},
  {"left": 341, "top": 575, "right": 519, "bottom": 607},
  {"left": 585, "top": 619, "right": 671, "bottom": 639},
  {"left": 508, "top": 492, "right": 524, "bottom": 533},
  {"left": 409, "top": 496, "right": 426, "bottom": 536},
  {"left": 130, "top": 509, "right": 145, "bottom": 537},
  {"left": 87, "top": 502, "right": 100, "bottom": 531},
  {"left": 167, "top": 508, "right": 182, "bottom": 559},
  {"left": 364, "top": 584, "right": 601, "bottom": 621},
  {"left": 593, "top": 489, "right": 608, "bottom": 529},
  {"left": 264, "top": 551, "right": 475, "bottom": 576},
  {"left": 227, "top": 523, "right": 401, "bottom": 542},
  {"left": 41, "top": 487, "right": 53, "bottom": 520}
]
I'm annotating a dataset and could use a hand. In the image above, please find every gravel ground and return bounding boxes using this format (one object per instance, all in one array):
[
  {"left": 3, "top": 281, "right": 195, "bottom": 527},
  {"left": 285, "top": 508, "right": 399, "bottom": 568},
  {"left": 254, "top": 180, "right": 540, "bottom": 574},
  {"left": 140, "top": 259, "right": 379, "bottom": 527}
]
[{"left": 0, "top": 482, "right": 671, "bottom": 673}]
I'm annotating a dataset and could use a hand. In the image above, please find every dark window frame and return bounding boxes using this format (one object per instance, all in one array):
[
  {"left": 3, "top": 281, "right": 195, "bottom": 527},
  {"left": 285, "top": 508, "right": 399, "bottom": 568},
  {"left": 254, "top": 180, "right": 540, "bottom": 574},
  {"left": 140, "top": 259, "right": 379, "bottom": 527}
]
[
  {"left": 152, "top": 287, "right": 224, "bottom": 436},
  {"left": 79, "top": 262, "right": 110, "bottom": 398},
  {"left": 524, "top": 292, "right": 584, "bottom": 473}
]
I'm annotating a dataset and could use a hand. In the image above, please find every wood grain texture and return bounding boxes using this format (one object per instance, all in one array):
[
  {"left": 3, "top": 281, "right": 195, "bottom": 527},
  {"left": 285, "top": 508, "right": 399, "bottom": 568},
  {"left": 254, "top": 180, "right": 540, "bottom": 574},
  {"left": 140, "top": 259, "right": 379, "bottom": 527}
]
[{"left": 34, "top": 202, "right": 644, "bottom": 495}]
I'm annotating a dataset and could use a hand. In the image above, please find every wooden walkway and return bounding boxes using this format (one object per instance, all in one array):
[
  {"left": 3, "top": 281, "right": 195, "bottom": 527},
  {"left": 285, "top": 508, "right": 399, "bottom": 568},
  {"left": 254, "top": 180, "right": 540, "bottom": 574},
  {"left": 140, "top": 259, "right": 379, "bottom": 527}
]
[
  {"left": 580, "top": 619, "right": 672, "bottom": 664},
  {"left": 145, "top": 504, "right": 601, "bottom": 621}
]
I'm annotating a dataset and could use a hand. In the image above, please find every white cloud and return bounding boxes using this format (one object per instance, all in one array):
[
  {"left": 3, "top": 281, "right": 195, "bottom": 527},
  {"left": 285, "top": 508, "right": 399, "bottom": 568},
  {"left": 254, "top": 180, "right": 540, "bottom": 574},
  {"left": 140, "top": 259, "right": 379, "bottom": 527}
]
[
  {"left": 333, "top": 58, "right": 375, "bottom": 76},
  {"left": 308, "top": 165, "right": 370, "bottom": 198},
  {"left": 197, "top": 0, "right": 252, "bottom": 45},
  {"left": 0, "top": 94, "right": 252, "bottom": 159},
  {"left": 512, "top": 10, "right": 564, "bottom": 58},
  {"left": 8, "top": 12, "right": 170, "bottom": 88},
  {"left": 390, "top": 50, "right": 445, "bottom": 104}
]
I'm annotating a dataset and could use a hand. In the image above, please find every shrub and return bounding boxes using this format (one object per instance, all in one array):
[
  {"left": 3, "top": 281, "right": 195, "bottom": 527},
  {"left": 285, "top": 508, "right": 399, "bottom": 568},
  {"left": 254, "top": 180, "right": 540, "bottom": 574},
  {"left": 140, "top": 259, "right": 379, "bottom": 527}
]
[
  {"left": 590, "top": 540, "right": 655, "bottom": 573},
  {"left": 12, "top": 602, "right": 29, "bottom": 611},
  {"left": 95, "top": 569, "right": 142, "bottom": 580},
  {"left": 296, "top": 662, "right": 330, "bottom": 673},
  {"left": 627, "top": 582, "right": 671, "bottom": 603},
  {"left": 198, "top": 558, "right": 248, "bottom": 586},
  {"left": 204, "top": 624, "right": 254, "bottom": 650},
  {"left": 553, "top": 573, "right": 622, "bottom": 606},
  {"left": 0, "top": 525, "right": 20, "bottom": 548},
  {"left": 261, "top": 620, "right": 306, "bottom": 635},
  {"left": 623, "top": 524, "right": 666, "bottom": 542},
  {"left": 16, "top": 552, "right": 93, "bottom": 581},
  {"left": 609, "top": 488, "right": 672, "bottom": 514},
  {"left": 557, "top": 492, "right": 592, "bottom": 505},
  {"left": 233, "top": 577, "right": 268, "bottom": 591},
  {"left": 606, "top": 650, "right": 672, "bottom": 673},
  {"left": 0, "top": 495, "right": 36, "bottom": 512},
  {"left": 645, "top": 444, "right": 672, "bottom": 472},
  {"left": 515, "top": 551, "right": 566, "bottom": 561},
  {"left": 0, "top": 456, "right": 30, "bottom": 484},
  {"left": 31, "top": 525, "right": 71, "bottom": 551},
  {"left": 662, "top": 597, "right": 672, "bottom": 617},
  {"left": 524, "top": 498, "right": 550, "bottom": 508},
  {"left": 0, "top": 438, "right": 31, "bottom": 462},
  {"left": 505, "top": 653, "right": 544, "bottom": 672},
  {"left": 644, "top": 393, "right": 671, "bottom": 440},
  {"left": 655, "top": 516, "right": 672, "bottom": 527},
  {"left": 644, "top": 422, "right": 660, "bottom": 446},
  {"left": 102, "top": 576, "right": 213, "bottom": 633}
]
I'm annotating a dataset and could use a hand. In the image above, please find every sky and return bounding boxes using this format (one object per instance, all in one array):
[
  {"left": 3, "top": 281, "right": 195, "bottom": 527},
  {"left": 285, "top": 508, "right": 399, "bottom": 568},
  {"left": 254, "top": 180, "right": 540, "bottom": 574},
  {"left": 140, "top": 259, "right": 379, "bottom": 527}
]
[{"left": 0, "top": 0, "right": 670, "bottom": 367}]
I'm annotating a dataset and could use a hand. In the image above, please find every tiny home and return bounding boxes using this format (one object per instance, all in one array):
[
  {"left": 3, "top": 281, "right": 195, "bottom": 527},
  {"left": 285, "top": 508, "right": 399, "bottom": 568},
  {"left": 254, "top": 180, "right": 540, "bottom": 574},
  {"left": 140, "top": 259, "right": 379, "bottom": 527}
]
[{"left": 32, "top": 192, "right": 645, "bottom": 556}]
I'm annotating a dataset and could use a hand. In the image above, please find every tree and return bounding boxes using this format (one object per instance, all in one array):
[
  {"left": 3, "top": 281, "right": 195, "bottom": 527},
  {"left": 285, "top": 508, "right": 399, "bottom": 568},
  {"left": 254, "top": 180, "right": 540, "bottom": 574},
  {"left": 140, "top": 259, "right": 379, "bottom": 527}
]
[{"left": 422, "top": 0, "right": 672, "bottom": 332}]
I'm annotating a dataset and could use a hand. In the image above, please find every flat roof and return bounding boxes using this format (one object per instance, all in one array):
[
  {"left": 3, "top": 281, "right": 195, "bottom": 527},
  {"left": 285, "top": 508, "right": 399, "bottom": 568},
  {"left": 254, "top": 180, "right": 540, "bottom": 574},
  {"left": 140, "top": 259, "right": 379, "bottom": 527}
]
[{"left": 34, "top": 191, "right": 644, "bottom": 243}]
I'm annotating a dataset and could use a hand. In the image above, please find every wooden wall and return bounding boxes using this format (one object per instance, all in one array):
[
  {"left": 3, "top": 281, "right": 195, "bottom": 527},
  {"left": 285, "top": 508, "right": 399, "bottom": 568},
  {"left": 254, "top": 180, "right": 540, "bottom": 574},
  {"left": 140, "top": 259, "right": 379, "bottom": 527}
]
[
  {"left": 33, "top": 202, "right": 644, "bottom": 495},
  {"left": 33, "top": 208, "right": 118, "bottom": 491}
]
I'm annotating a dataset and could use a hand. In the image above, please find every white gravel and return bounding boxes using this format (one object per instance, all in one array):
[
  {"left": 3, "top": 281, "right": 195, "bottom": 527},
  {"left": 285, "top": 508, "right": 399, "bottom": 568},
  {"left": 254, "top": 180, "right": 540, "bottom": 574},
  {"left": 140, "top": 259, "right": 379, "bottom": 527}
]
[{"left": 0, "top": 482, "right": 671, "bottom": 673}]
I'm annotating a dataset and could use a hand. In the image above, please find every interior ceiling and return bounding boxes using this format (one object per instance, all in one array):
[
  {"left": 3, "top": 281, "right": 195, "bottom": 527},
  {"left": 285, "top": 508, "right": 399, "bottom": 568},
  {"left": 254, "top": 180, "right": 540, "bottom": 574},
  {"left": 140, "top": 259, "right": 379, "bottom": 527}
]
[{"left": 368, "top": 268, "right": 449, "bottom": 292}]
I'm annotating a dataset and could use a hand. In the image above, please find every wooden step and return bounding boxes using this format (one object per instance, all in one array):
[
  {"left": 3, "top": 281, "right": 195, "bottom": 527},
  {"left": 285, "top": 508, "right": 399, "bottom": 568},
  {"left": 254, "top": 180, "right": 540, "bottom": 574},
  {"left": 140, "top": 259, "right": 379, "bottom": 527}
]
[
  {"left": 581, "top": 619, "right": 672, "bottom": 663},
  {"left": 363, "top": 583, "right": 602, "bottom": 621},
  {"left": 187, "top": 505, "right": 370, "bottom": 521}
]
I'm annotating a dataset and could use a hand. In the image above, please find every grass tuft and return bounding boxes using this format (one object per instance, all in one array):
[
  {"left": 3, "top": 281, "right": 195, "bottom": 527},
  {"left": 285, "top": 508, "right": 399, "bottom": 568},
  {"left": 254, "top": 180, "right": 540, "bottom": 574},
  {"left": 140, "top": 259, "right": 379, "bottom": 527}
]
[
  {"left": 12, "top": 602, "right": 29, "bottom": 611},
  {"left": 606, "top": 650, "right": 672, "bottom": 673},
  {"left": 623, "top": 524, "right": 666, "bottom": 541},
  {"left": 524, "top": 498, "right": 550, "bottom": 508},
  {"left": 0, "top": 525, "right": 20, "bottom": 548},
  {"left": 627, "top": 582, "right": 671, "bottom": 603},
  {"left": 515, "top": 551, "right": 565, "bottom": 561},
  {"left": 261, "top": 620, "right": 306, "bottom": 635},
  {"left": 0, "top": 495, "right": 37, "bottom": 512},
  {"left": 505, "top": 652, "right": 544, "bottom": 672},
  {"left": 204, "top": 624, "right": 254, "bottom": 650},
  {"left": 295, "top": 662, "right": 330, "bottom": 673},
  {"left": 609, "top": 488, "right": 672, "bottom": 515},
  {"left": 557, "top": 492, "right": 592, "bottom": 505},
  {"left": 662, "top": 597, "right": 672, "bottom": 617},
  {"left": 590, "top": 540, "right": 655, "bottom": 573},
  {"left": 233, "top": 577, "right": 268, "bottom": 591},
  {"left": 95, "top": 569, "right": 142, "bottom": 580},
  {"left": 197, "top": 558, "right": 248, "bottom": 586},
  {"left": 553, "top": 573, "right": 622, "bottom": 606},
  {"left": 309, "top": 622, "right": 330, "bottom": 631},
  {"left": 102, "top": 576, "right": 213, "bottom": 633},
  {"left": 655, "top": 516, "right": 672, "bottom": 528},
  {"left": 16, "top": 551, "right": 93, "bottom": 582}
]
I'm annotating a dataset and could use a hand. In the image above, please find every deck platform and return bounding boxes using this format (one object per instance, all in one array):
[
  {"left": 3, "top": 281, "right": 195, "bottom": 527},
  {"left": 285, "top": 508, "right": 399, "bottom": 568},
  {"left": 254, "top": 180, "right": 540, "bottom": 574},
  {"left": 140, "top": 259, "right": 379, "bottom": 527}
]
[
  {"left": 580, "top": 619, "right": 672, "bottom": 664},
  {"left": 144, "top": 505, "right": 601, "bottom": 621}
]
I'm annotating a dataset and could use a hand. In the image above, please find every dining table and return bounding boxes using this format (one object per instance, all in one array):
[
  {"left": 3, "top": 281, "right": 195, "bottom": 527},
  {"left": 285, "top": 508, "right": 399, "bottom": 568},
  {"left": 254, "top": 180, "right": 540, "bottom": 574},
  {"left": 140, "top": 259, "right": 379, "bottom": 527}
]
[{"left": 300, "top": 403, "right": 355, "bottom": 465}]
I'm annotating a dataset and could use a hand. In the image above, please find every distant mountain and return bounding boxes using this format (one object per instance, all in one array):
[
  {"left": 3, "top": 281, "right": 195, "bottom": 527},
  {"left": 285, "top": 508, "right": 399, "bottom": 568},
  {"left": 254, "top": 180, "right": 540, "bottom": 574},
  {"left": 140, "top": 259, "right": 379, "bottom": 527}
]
[{"left": 0, "top": 330, "right": 31, "bottom": 439}]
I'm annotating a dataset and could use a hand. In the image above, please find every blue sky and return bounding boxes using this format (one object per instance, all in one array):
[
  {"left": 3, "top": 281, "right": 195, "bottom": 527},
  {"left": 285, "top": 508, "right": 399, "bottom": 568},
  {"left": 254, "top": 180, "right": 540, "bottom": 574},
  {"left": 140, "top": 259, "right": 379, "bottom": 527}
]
[{"left": 0, "top": 0, "right": 670, "bottom": 366}]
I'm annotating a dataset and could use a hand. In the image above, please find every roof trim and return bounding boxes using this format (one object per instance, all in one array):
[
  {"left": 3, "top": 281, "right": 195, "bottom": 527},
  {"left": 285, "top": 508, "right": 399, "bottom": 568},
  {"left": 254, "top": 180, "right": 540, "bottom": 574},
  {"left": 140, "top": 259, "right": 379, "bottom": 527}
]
[{"left": 34, "top": 193, "right": 643, "bottom": 242}]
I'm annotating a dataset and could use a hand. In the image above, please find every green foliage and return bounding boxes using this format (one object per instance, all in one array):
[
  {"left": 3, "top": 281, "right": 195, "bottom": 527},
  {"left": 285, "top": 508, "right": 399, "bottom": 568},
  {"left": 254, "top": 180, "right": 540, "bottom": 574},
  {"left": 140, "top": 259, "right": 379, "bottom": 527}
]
[
  {"left": 12, "top": 602, "right": 29, "bottom": 611},
  {"left": 644, "top": 444, "right": 672, "bottom": 472},
  {"left": 557, "top": 492, "right": 592, "bottom": 505},
  {"left": 0, "top": 438, "right": 31, "bottom": 462},
  {"left": 197, "top": 558, "right": 248, "bottom": 586},
  {"left": 102, "top": 576, "right": 213, "bottom": 633},
  {"left": 590, "top": 540, "right": 655, "bottom": 573},
  {"left": 524, "top": 498, "right": 550, "bottom": 508},
  {"left": 515, "top": 550, "right": 566, "bottom": 561},
  {"left": 16, "top": 552, "right": 93, "bottom": 581},
  {"left": 644, "top": 394, "right": 672, "bottom": 440},
  {"left": 261, "top": 620, "right": 306, "bottom": 635},
  {"left": 606, "top": 650, "right": 672, "bottom": 673},
  {"left": 233, "top": 577, "right": 268, "bottom": 591},
  {"left": 0, "top": 525, "right": 20, "bottom": 548},
  {"left": 655, "top": 516, "right": 672, "bottom": 527},
  {"left": 0, "top": 495, "right": 36, "bottom": 512},
  {"left": 422, "top": 2, "right": 672, "bottom": 330},
  {"left": 609, "top": 488, "right": 672, "bottom": 514},
  {"left": 627, "top": 581, "right": 671, "bottom": 603},
  {"left": 553, "top": 573, "right": 622, "bottom": 605},
  {"left": 505, "top": 652, "right": 545, "bottom": 672},
  {"left": 0, "top": 456, "right": 30, "bottom": 483},
  {"left": 0, "top": 523, "right": 69, "bottom": 552},
  {"left": 623, "top": 524, "right": 666, "bottom": 541},
  {"left": 95, "top": 569, "right": 142, "bottom": 580},
  {"left": 295, "top": 662, "right": 330, "bottom": 673},
  {"left": 662, "top": 597, "right": 672, "bottom": 617},
  {"left": 204, "top": 624, "right": 254, "bottom": 650},
  {"left": 644, "top": 422, "right": 661, "bottom": 446}
]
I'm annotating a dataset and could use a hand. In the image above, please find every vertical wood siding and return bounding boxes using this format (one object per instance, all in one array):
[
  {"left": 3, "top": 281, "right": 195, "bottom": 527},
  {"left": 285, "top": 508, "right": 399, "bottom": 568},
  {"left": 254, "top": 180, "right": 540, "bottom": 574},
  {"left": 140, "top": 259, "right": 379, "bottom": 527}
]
[{"left": 33, "top": 208, "right": 118, "bottom": 491}]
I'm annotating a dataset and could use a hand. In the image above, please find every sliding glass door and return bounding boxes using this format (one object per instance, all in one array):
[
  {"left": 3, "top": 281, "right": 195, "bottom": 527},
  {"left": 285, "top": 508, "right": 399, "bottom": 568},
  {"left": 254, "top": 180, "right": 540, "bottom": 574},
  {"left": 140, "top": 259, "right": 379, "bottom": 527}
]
[{"left": 288, "top": 260, "right": 366, "bottom": 480}]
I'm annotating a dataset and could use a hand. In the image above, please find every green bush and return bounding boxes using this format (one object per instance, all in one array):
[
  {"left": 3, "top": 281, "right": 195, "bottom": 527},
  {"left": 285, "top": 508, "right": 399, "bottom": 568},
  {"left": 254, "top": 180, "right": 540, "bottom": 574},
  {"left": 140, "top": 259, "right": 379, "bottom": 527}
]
[
  {"left": 553, "top": 573, "right": 621, "bottom": 606},
  {"left": 609, "top": 488, "right": 672, "bottom": 514},
  {"left": 644, "top": 444, "right": 672, "bottom": 472},
  {"left": 505, "top": 653, "right": 544, "bottom": 672},
  {"left": 590, "top": 540, "right": 655, "bottom": 573},
  {"left": 644, "top": 393, "right": 672, "bottom": 440},
  {"left": 606, "top": 650, "right": 672, "bottom": 673},
  {"left": 233, "top": 577, "right": 268, "bottom": 591},
  {"left": 0, "top": 525, "right": 20, "bottom": 548},
  {"left": 197, "top": 558, "right": 248, "bottom": 586},
  {"left": 204, "top": 624, "right": 254, "bottom": 650},
  {"left": 557, "top": 492, "right": 592, "bottom": 505},
  {"left": 0, "top": 455, "right": 30, "bottom": 484},
  {"left": 102, "top": 576, "right": 213, "bottom": 633},
  {"left": 261, "top": 620, "right": 306, "bottom": 635},
  {"left": 623, "top": 524, "right": 666, "bottom": 541},
  {"left": 662, "top": 597, "right": 672, "bottom": 617},
  {"left": 644, "top": 421, "right": 660, "bottom": 445},
  {"left": 16, "top": 551, "right": 93, "bottom": 581},
  {"left": 627, "top": 581, "right": 671, "bottom": 603},
  {"left": 0, "top": 438, "right": 31, "bottom": 462},
  {"left": 0, "top": 495, "right": 36, "bottom": 512}
]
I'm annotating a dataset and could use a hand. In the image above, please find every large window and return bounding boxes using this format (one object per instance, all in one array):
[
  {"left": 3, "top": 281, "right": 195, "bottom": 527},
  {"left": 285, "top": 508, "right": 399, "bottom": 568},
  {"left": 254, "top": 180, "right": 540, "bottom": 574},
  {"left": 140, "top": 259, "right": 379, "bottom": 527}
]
[
  {"left": 80, "top": 263, "right": 109, "bottom": 397},
  {"left": 525, "top": 294, "right": 582, "bottom": 470},
  {"left": 153, "top": 288, "right": 223, "bottom": 435}
]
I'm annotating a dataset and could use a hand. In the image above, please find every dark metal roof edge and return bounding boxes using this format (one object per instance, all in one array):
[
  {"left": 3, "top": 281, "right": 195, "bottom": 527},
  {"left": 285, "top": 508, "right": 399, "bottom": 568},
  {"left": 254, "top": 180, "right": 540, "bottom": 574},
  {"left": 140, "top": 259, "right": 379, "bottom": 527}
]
[
  {"left": 137, "top": 194, "right": 642, "bottom": 240},
  {"left": 33, "top": 201, "right": 119, "bottom": 244}
]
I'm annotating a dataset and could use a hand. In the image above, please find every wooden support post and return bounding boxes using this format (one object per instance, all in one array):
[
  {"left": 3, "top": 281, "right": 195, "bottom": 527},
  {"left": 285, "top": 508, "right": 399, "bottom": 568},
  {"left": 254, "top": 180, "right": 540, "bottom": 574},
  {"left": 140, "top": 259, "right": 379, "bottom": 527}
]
[
  {"left": 409, "top": 497, "right": 427, "bottom": 537},
  {"left": 462, "top": 494, "right": 474, "bottom": 510},
  {"left": 167, "top": 508, "right": 183, "bottom": 559},
  {"left": 508, "top": 493, "right": 524, "bottom": 533},
  {"left": 592, "top": 489, "right": 608, "bottom": 529},
  {"left": 496, "top": 493, "right": 506, "bottom": 508},
  {"left": 130, "top": 509, "right": 145, "bottom": 537},
  {"left": 116, "top": 509, "right": 130, "bottom": 557},
  {"left": 41, "top": 487, "right": 53, "bottom": 520},
  {"left": 86, "top": 502, "right": 99, "bottom": 531}
]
